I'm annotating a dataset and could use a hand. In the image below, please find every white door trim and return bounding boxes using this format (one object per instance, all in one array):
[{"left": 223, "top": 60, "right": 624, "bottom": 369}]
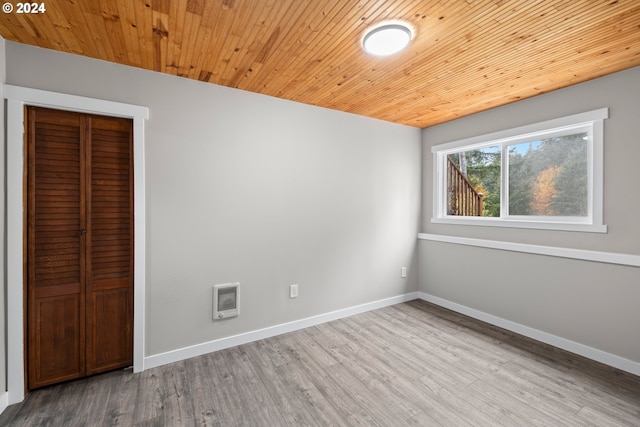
[{"left": 4, "top": 84, "right": 148, "bottom": 404}]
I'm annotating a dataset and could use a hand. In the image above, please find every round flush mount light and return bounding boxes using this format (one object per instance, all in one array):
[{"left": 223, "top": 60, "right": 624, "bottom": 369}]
[{"left": 363, "top": 23, "right": 413, "bottom": 56}]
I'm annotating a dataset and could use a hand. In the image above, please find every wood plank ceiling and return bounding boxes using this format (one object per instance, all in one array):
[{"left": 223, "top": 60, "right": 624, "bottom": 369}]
[{"left": 1, "top": 0, "right": 639, "bottom": 128}]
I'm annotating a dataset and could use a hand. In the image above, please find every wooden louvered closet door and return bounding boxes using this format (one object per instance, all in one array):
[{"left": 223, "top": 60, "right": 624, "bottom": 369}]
[{"left": 27, "top": 107, "right": 134, "bottom": 390}]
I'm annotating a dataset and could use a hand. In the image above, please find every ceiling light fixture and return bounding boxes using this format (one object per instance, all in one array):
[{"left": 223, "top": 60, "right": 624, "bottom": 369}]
[{"left": 363, "top": 23, "right": 413, "bottom": 56}]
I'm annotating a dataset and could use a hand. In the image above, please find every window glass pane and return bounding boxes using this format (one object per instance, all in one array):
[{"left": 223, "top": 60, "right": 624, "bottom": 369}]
[
  {"left": 447, "top": 146, "right": 500, "bottom": 217},
  {"left": 508, "top": 132, "right": 588, "bottom": 217}
]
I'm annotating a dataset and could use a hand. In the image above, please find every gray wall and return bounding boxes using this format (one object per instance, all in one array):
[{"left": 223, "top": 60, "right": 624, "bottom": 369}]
[
  {"left": 5, "top": 41, "right": 421, "bottom": 356},
  {"left": 0, "top": 36, "right": 6, "bottom": 393},
  {"left": 421, "top": 67, "right": 640, "bottom": 363}
]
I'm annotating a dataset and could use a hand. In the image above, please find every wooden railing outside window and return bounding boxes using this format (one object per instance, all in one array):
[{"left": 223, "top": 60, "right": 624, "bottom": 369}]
[{"left": 447, "top": 157, "right": 484, "bottom": 216}]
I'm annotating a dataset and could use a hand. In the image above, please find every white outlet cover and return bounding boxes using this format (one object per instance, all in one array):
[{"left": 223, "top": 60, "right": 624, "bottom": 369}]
[{"left": 290, "top": 284, "right": 299, "bottom": 298}]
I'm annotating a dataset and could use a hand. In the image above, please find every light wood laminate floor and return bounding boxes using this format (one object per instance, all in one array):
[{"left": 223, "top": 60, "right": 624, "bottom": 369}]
[{"left": 2, "top": 300, "right": 639, "bottom": 426}]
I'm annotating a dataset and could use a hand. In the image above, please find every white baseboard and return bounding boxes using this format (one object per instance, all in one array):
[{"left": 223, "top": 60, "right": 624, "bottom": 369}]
[
  {"left": 144, "top": 292, "right": 420, "bottom": 369},
  {"left": 0, "top": 392, "right": 8, "bottom": 416},
  {"left": 418, "top": 292, "right": 640, "bottom": 376}
]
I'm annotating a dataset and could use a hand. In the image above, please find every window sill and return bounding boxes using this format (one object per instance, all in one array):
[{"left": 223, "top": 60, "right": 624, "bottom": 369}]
[{"left": 430, "top": 217, "right": 608, "bottom": 233}]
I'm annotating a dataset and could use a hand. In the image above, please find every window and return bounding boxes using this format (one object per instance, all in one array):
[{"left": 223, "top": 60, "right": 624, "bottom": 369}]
[{"left": 432, "top": 108, "right": 608, "bottom": 232}]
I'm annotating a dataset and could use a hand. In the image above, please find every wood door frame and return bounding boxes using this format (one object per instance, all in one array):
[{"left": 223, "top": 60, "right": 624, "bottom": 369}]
[{"left": 5, "top": 85, "right": 148, "bottom": 404}]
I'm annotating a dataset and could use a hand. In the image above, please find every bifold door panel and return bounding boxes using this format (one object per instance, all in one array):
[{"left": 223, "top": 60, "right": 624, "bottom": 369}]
[{"left": 27, "top": 107, "right": 133, "bottom": 389}]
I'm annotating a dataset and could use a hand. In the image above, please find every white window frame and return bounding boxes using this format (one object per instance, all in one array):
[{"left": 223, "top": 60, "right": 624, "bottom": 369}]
[{"left": 431, "top": 108, "right": 608, "bottom": 233}]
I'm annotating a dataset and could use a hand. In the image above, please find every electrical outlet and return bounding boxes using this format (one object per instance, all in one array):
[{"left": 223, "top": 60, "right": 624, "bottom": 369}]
[
  {"left": 401, "top": 267, "right": 407, "bottom": 278},
  {"left": 289, "top": 284, "right": 299, "bottom": 299}
]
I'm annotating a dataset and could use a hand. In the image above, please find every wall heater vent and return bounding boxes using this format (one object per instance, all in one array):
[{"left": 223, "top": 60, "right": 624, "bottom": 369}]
[{"left": 213, "top": 282, "right": 240, "bottom": 320}]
